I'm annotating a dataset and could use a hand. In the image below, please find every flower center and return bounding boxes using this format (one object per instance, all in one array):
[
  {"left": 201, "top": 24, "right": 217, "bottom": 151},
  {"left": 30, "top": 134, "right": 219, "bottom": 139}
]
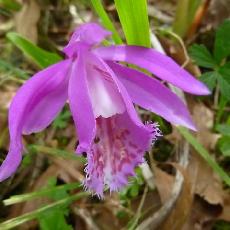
[{"left": 86, "top": 64, "right": 125, "bottom": 118}]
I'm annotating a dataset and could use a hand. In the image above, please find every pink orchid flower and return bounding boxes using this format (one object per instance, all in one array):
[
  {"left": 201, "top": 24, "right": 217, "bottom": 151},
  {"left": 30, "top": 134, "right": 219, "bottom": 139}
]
[{"left": 0, "top": 23, "right": 209, "bottom": 196}]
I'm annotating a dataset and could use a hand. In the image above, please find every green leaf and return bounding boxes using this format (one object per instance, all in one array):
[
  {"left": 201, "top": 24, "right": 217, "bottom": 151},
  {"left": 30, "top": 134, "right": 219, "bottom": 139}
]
[
  {"left": 216, "top": 124, "right": 230, "bottom": 136},
  {"left": 215, "top": 95, "right": 228, "bottom": 125},
  {"left": 220, "top": 142, "right": 230, "bottom": 157},
  {"left": 200, "top": 71, "right": 218, "bottom": 91},
  {"left": 52, "top": 108, "right": 71, "bottom": 129},
  {"left": 218, "top": 76, "right": 230, "bottom": 100},
  {"left": 218, "top": 136, "right": 230, "bottom": 157},
  {"left": 90, "top": 0, "right": 122, "bottom": 44},
  {"left": 218, "top": 62, "right": 230, "bottom": 83},
  {"left": 39, "top": 210, "right": 73, "bottom": 230},
  {"left": 114, "top": 0, "right": 150, "bottom": 47},
  {"left": 214, "top": 19, "right": 230, "bottom": 63},
  {"left": 178, "top": 127, "right": 230, "bottom": 186},
  {"left": 189, "top": 44, "right": 217, "bottom": 68},
  {"left": 0, "top": 0, "right": 22, "bottom": 11},
  {"left": 129, "top": 184, "right": 139, "bottom": 198},
  {"left": 37, "top": 178, "right": 74, "bottom": 230},
  {"left": 7, "top": 32, "right": 62, "bottom": 68}
]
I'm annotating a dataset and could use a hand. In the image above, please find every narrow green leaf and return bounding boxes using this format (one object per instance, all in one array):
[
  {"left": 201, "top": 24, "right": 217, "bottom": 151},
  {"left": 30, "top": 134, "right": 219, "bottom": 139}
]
[
  {"left": 173, "top": 0, "right": 201, "bottom": 37},
  {"left": 0, "top": 59, "right": 28, "bottom": 79},
  {"left": 114, "top": 0, "right": 150, "bottom": 47},
  {"left": 3, "top": 182, "right": 81, "bottom": 206},
  {"left": 90, "top": 0, "right": 122, "bottom": 44},
  {"left": 7, "top": 32, "right": 62, "bottom": 68},
  {"left": 189, "top": 44, "right": 217, "bottom": 68},
  {"left": 28, "top": 145, "right": 86, "bottom": 163},
  {"left": 0, "top": 192, "right": 88, "bottom": 230},
  {"left": 178, "top": 127, "right": 230, "bottom": 186},
  {"left": 214, "top": 19, "right": 230, "bottom": 63}
]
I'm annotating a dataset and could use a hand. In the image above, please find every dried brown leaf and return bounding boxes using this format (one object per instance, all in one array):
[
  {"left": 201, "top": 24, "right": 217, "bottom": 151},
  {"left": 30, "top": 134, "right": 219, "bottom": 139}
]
[
  {"left": 14, "top": 0, "right": 40, "bottom": 43},
  {"left": 0, "top": 85, "right": 17, "bottom": 110},
  {"left": 182, "top": 152, "right": 230, "bottom": 229},
  {"left": 153, "top": 166, "right": 175, "bottom": 203},
  {"left": 192, "top": 103, "right": 220, "bottom": 150},
  {"left": 219, "top": 193, "right": 230, "bottom": 221},
  {"left": 194, "top": 153, "right": 224, "bottom": 206},
  {"left": 160, "top": 163, "right": 194, "bottom": 230}
]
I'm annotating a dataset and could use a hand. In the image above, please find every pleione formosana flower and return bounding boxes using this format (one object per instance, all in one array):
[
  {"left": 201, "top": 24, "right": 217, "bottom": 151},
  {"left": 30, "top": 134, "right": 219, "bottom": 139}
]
[{"left": 0, "top": 23, "right": 210, "bottom": 197}]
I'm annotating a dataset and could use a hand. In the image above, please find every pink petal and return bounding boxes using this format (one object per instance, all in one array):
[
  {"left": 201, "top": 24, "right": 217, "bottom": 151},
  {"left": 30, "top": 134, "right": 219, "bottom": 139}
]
[
  {"left": 91, "top": 53, "right": 148, "bottom": 130},
  {"left": 68, "top": 51, "right": 96, "bottom": 154},
  {"left": 93, "top": 45, "right": 210, "bottom": 95},
  {"left": 86, "top": 54, "right": 125, "bottom": 118},
  {"left": 81, "top": 54, "right": 161, "bottom": 196},
  {"left": 0, "top": 60, "right": 70, "bottom": 181},
  {"left": 0, "top": 142, "right": 22, "bottom": 182},
  {"left": 63, "top": 23, "right": 111, "bottom": 58},
  {"left": 23, "top": 61, "right": 71, "bottom": 134},
  {"left": 108, "top": 62, "right": 196, "bottom": 130},
  {"left": 84, "top": 113, "right": 160, "bottom": 197}
]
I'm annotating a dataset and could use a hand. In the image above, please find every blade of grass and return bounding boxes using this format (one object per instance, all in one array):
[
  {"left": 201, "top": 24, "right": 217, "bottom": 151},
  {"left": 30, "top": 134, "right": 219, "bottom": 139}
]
[
  {"left": 173, "top": 0, "right": 201, "bottom": 37},
  {"left": 7, "top": 32, "right": 62, "bottom": 68},
  {"left": 178, "top": 126, "right": 230, "bottom": 186},
  {"left": 0, "top": 59, "right": 29, "bottom": 79},
  {"left": 114, "top": 0, "right": 150, "bottom": 47},
  {"left": 0, "top": 192, "right": 89, "bottom": 230},
  {"left": 90, "top": 0, "right": 122, "bottom": 44},
  {"left": 3, "top": 182, "right": 81, "bottom": 206}
]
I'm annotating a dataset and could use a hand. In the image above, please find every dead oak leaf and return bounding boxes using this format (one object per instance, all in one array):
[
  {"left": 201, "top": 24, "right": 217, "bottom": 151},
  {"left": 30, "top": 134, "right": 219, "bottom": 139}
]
[
  {"left": 15, "top": 0, "right": 40, "bottom": 43},
  {"left": 192, "top": 102, "right": 220, "bottom": 150}
]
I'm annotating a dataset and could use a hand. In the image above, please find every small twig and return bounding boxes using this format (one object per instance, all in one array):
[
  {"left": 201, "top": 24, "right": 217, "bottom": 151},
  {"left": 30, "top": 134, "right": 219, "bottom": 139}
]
[
  {"left": 108, "top": 200, "right": 134, "bottom": 216},
  {"left": 153, "top": 28, "right": 190, "bottom": 68},
  {"left": 140, "top": 162, "right": 155, "bottom": 190},
  {"left": 73, "top": 207, "right": 100, "bottom": 230},
  {"left": 128, "top": 186, "right": 148, "bottom": 230},
  {"left": 53, "top": 158, "right": 84, "bottom": 181},
  {"left": 148, "top": 6, "right": 173, "bottom": 24}
]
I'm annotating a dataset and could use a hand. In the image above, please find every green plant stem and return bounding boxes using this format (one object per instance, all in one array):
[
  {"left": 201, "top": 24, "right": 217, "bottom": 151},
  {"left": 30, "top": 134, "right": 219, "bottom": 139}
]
[
  {"left": 178, "top": 126, "right": 230, "bottom": 186},
  {"left": 28, "top": 145, "right": 86, "bottom": 163},
  {"left": 3, "top": 182, "right": 81, "bottom": 206},
  {"left": 0, "top": 192, "right": 89, "bottom": 230},
  {"left": 173, "top": 0, "right": 201, "bottom": 37}
]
